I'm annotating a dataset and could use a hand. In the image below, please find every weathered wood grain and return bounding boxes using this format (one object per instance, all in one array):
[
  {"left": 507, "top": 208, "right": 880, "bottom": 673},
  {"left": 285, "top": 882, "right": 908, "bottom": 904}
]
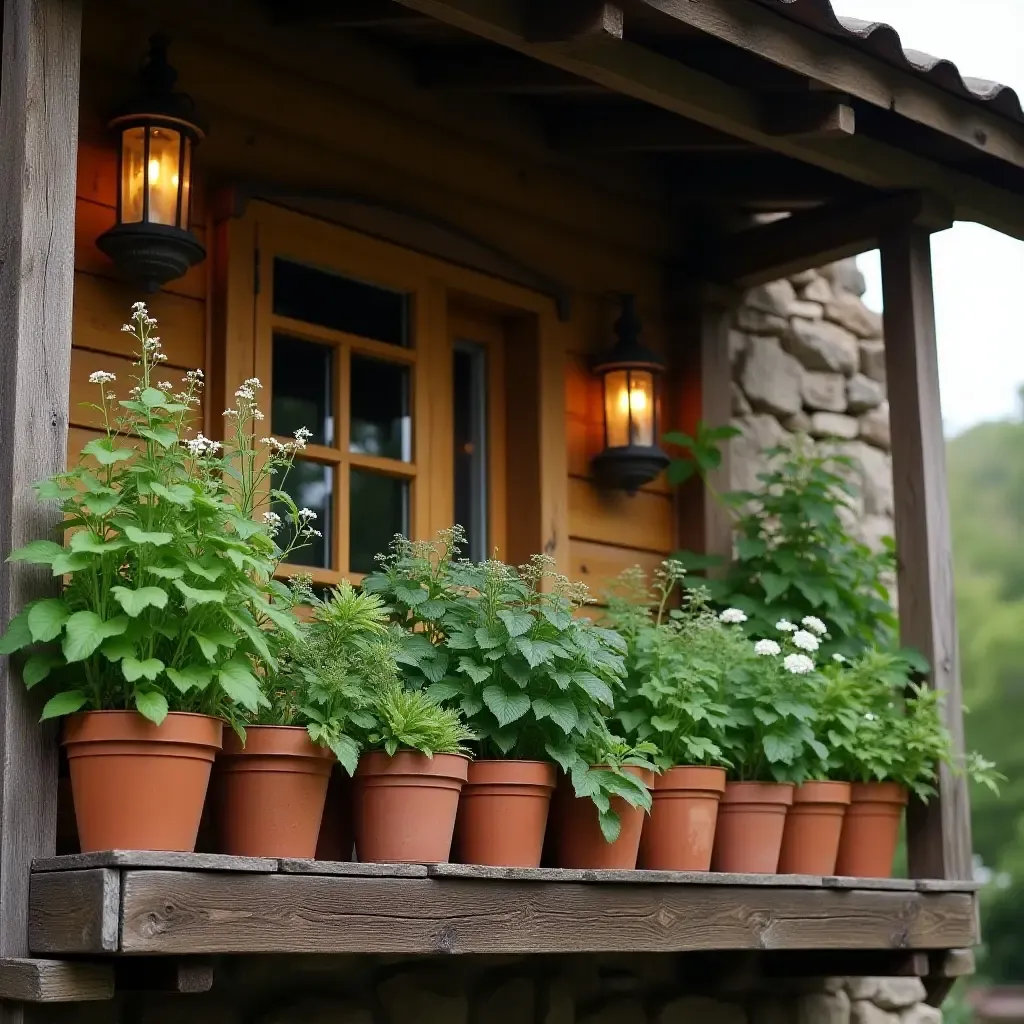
[
  {"left": 0, "top": 958, "right": 114, "bottom": 1003},
  {"left": 108, "top": 871, "right": 977, "bottom": 955},
  {"left": 881, "top": 226, "right": 972, "bottom": 881},
  {"left": 0, "top": 7, "right": 83, "bottom": 1018},
  {"left": 33, "top": 851, "right": 276, "bottom": 873},
  {"left": 278, "top": 860, "right": 428, "bottom": 877},
  {"left": 28, "top": 869, "right": 119, "bottom": 954}
]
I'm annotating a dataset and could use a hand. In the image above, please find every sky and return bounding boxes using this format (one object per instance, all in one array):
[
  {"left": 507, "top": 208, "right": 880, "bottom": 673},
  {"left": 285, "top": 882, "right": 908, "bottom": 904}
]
[{"left": 836, "top": 0, "right": 1024, "bottom": 435}]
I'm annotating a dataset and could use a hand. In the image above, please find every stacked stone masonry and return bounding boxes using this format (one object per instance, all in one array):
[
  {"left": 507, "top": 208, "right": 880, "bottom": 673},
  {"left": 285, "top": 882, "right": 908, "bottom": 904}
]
[
  {"left": 46, "top": 957, "right": 942, "bottom": 1024},
  {"left": 729, "top": 258, "right": 894, "bottom": 555}
]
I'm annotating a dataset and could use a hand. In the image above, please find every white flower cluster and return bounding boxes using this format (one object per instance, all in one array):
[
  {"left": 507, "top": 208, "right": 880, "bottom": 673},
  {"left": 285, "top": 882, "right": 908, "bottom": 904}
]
[
  {"left": 784, "top": 653, "right": 815, "bottom": 675},
  {"left": 754, "top": 639, "right": 781, "bottom": 657},
  {"left": 262, "top": 510, "right": 282, "bottom": 537},
  {"left": 260, "top": 426, "right": 312, "bottom": 456},
  {"left": 184, "top": 434, "right": 223, "bottom": 458},
  {"left": 750, "top": 614, "right": 834, "bottom": 674},
  {"left": 719, "top": 607, "right": 747, "bottom": 624},
  {"left": 88, "top": 370, "right": 116, "bottom": 385},
  {"left": 801, "top": 615, "right": 827, "bottom": 636},
  {"left": 791, "top": 629, "right": 820, "bottom": 653},
  {"left": 776, "top": 619, "right": 796, "bottom": 632},
  {"left": 297, "top": 506, "right": 322, "bottom": 539},
  {"left": 224, "top": 377, "right": 265, "bottom": 420}
]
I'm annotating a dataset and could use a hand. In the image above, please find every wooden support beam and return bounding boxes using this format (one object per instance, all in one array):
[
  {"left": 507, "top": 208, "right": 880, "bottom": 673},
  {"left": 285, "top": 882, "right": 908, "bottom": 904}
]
[
  {"left": 276, "top": 0, "right": 435, "bottom": 29},
  {"left": 525, "top": 0, "right": 623, "bottom": 43},
  {"left": 617, "top": 0, "right": 1024, "bottom": 173},
  {"left": 881, "top": 226, "right": 972, "bottom": 882},
  {"left": 761, "top": 97, "right": 855, "bottom": 140},
  {"left": 713, "top": 192, "right": 954, "bottom": 288},
  {"left": 385, "top": 0, "right": 1024, "bottom": 239},
  {"left": 551, "top": 108, "right": 756, "bottom": 152},
  {"left": 0, "top": 959, "right": 113, "bottom": 1003},
  {"left": 924, "top": 948, "right": 976, "bottom": 1007},
  {"left": 418, "top": 52, "right": 604, "bottom": 95},
  {"left": 0, "top": 0, "right": 82, "bottom": 1007}
]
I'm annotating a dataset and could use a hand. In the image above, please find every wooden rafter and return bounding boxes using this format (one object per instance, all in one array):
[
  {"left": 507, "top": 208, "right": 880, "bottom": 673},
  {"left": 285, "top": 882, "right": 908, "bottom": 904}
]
[
  {"left": 382, "top": 0, "right": 1024, "bottom": 239},
  {"left": 711, "top": 191, "right": 953, "bottom": 287},
  {"left": 417, "top": 51, "right": 605, "bottom": 95}
]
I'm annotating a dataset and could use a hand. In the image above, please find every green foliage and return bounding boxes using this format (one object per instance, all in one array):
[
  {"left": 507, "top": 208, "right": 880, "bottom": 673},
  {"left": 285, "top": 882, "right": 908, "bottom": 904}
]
[
  {"left": 367, "top": 680, "right": 475, "bottom": 758},
  {"left": 363, "top": 526, "right": 627, "bottom": 768},
  {"left": 603, "top": 561, "right": 732, "bottom": 769},
  {"left": 263, "top": 579, "right": 396, "bottom": 773},
  {"left": 668, "top": 434, "right": 898, "bottom": 659},
  {"left": 0, "top": 303, "right": 316, "bottom": 728}
]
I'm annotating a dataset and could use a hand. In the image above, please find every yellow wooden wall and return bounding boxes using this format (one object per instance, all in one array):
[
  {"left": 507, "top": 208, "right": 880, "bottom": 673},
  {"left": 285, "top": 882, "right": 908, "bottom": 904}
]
[{"left": 71, "top": 0, "right": 688, "bottom": 595}]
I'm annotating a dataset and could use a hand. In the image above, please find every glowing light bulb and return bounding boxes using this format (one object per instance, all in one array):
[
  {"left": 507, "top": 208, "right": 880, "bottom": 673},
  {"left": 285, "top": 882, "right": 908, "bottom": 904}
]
[
  {"left": 149, "top": 158, "right": 160, "bottom": 182},
  {"left": 629, "top": 385, "right": 648, "bottom": 413}
]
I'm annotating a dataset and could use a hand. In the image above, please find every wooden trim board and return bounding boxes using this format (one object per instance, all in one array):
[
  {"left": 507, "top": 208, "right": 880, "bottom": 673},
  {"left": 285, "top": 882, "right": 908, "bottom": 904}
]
[{"left": 28, "top": 861, "right": 978, "bottom": 956}]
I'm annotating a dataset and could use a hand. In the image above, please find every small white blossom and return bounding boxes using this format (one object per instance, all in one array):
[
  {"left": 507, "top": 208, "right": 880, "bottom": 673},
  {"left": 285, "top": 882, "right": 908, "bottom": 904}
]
[
  {"left": 262, "top": 511, "right": 282, "bottom": 537},
  {"left": 158, "top": 381, "right": 172, "bottom": 391},
  {"left": 129, "top": 386, "right": 142, "bottom": 397},
  {"left": 776, "top": 619, "right": 796, "bottom": 632},
  {"left": 298, "top": 507, "right": 317, "bottom": 521},
  {"left": 293, "top": 426, "right": 313, "bottom": 450},
  {"left": 235, "top": 386, "right": 255, "bottom": 401},
  {"left": 243, "top": 377, "right": 263, "bottom": 389},
  {"left": 832, "top": 653, "right": 847, "bottom": 664},
  {"left": 121, "top": 323, "right": 135, "bottom": 333},
  {"left": 754, "top": 639, "right": 781, "bottom": 657},
  {"left": 131, "top": 301, "right": 148, "bottom": 313},
  {"left": 154, "top": 352, "right": 168, "bottom": 362},
  {"left": 864, "top": 712, "right": 878, "bottom": 722},
  {"left": 88, "top": 370, "right": 116, "bottom": 384},
  {"left": 791, "top": 629, "right": 820, "bottom": 653},
  {"left": 254, "top": 409, "right": 265, "bottom": 420},
  {"left": 184, "top": 434, "right": 223, "bottom": 457},
  {"left": 801, "top": 615, "right": 828, "bottom": 635},
  {"left": 719, "top": 607, "right": 747, "bottom": 624},
  {"left": 784, "top": 653, "right": 815, "bottom": 675},
  {"left": 223, "top": 408, "right": 238, "bottom": 418}
]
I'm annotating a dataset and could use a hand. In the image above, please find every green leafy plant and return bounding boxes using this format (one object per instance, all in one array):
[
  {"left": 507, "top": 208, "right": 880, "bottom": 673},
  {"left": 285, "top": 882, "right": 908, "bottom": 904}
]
[
  {"left": 260, "top": 579, "right": 396, "bottom": 772},
  {"left": 603, "top": 561, "right": 732, "bottom": 769},
  {"left": 367, "top": 679, "right": 475, "bottom": 758},
  {"left": 0, "top": 303, "right": 315, "bottom": 727},
  {"left": 363, "top": 527, "right": 627, "bottom": 768},
  {"left": 667, "top": 431, "right": 897, "bottom": 659}
]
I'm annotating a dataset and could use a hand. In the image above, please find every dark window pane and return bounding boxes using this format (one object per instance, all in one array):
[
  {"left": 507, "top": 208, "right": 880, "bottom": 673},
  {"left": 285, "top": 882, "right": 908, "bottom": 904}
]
[
  {"left": 274, "top": 460, "right": 333, "bottom": 569},
  {"left": 272, "top": 335, "right": 334, "bottom": 446},
  {"left": 350, "top": 356, "right": 411, "bottom": 461},
  {"left": 273, "top": 258, "right": 409, "bottom": 347},
  {"left": 350, "top": 470, "right": 408, "bottom": 574},
  {"left": 453, "top": 343, "right": 488, "bottom": 561}
]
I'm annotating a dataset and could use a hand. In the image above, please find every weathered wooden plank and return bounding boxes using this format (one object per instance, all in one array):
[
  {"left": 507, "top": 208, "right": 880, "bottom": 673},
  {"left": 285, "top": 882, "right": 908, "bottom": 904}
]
[
  {"left": 880, "top": 226, "right": 972, "bottom": 881},
  {"left": 385, "top": 0, "right": 1024, "bottom": 239},
  {"left": 32, "top": 851, "right": 276, "bottom": 873},
  {"left": 568, "top": 478, "right": 675, "bottom": 553},
  {"left": 28, "top": 869, "right": 119, "bottom": 955},
  {"left": 0, "top": 958, "right": 114, "bottom": 1003},
  {"left": 0, "top": 4, "right": 83, "bottom": 1012},
  {"left": 106, "top": 871, "right": 978, "bottom": 955},
  {"left": 712, "top": 192, "right": 954, "bottom": 289},
  {"left": 278, "top": 860, "right": 428, "bottom": 877}
]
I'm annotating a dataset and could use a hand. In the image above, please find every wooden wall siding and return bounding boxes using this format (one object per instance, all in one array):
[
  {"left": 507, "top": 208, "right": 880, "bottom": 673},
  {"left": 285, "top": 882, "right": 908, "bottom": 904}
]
[{"left": 72, "top": 0, "right": 689, "bottom": 596}]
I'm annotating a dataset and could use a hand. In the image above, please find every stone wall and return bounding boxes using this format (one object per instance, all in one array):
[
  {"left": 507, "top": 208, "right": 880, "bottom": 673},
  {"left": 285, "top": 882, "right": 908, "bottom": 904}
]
[
  {"left": 729, "top": 259, "right": 893, "bottom": 553},
  {"left": 49, "top": 956, "right": 943, "bottom": 1024}
]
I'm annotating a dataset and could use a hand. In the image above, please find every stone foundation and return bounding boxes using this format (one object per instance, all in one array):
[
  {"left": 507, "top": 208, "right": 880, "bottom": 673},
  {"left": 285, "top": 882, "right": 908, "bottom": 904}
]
[{"left": 45, "top": 956, "right": 943, "bottom": 1024}]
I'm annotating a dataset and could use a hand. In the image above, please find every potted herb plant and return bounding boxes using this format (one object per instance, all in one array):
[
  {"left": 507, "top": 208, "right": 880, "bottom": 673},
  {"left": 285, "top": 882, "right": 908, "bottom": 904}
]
[
  {"left": 0, "top": 304, "right": 306, "bottom": 853},
  {"left": 214, "top": 580, "right": 388, "bottom": 859},
  {"left": 549, "top": 730, "right": 658, "bottom": 870},
  {"left": 354, "top": 679, "right": 475, "bottom": 864},
  {"left": 710, "top": 620, "right": 829, "bottom": 874},
  {"left": 604, "top": 562, "right": 732, "bottom": 872},
  {"left": 826, "top": 649, "right": 1002, "bottom": 877},
  {"left": 365, "top": 527, "right": 632, "bottom": 868}
]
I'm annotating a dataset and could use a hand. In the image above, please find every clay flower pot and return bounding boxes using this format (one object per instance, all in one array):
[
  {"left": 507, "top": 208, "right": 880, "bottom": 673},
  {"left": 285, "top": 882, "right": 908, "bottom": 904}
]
[
  {"left": 777, "top": 780, "right": 852, "bottom": 875},
  {"left": 552, "top": 766, "right": 656, "bottom": 870},
  {"left": 638, "top": 765, "right": 727, "bottom": 871},
  {"left": 454, "top": 760, "right": 557, "bottom": 867},
  {"left": 316, "top": 766, "right": 355, "bottom": 861},
  {"left": 215, "top": 725, "right": 334, "bottom": 858},
  {"left": 711, "top": 781, "right": 794, "bottom": 874},
  {"left": 354, "top": 750, "right": 470, "bottom": 863},
  {"left": 835, "top": 781, "right": 909, "bottom": 878},
  {"left": 63, "top": 710, "right": 223, "bottom": 853}
]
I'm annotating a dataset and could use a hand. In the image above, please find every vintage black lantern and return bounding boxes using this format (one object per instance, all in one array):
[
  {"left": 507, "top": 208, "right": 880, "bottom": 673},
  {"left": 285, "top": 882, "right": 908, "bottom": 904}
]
[
  {"left": 97, "top": 34, "right": 205, "bottom": 293},
  {"left": 591, "top": 294, "right": 670, "bottom": 494}
]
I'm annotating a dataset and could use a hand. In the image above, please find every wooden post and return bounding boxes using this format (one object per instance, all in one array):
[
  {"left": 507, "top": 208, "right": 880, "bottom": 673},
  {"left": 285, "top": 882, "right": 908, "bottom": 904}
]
[
  {"left": 672, "top": 282, "right": 736, "bottom": 562},
  {"left": 0, "top": 0, "right": 83, "bottom": 993},
  {"left": 880, "top": 226, "right": 972, "bottom": 880}
]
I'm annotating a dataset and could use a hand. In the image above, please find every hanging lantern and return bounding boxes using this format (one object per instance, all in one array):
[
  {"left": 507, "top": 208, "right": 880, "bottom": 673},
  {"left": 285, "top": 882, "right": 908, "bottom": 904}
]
[
  {"left": 592, "top": 294, "right": 670, "bottom": 494},
  {"left": 96, "top": 34, "right": 205, "bottom": 293}
]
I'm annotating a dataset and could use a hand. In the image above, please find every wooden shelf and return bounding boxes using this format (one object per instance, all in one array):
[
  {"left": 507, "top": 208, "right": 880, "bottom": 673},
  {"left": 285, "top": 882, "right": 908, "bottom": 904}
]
[{"left": 28, "top": 853, "right": 979, "bottom": 958}]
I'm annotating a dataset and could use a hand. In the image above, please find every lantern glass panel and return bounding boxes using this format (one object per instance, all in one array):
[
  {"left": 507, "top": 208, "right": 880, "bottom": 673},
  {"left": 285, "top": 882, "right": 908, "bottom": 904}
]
[
  {"left": 179, "top": 136, "right": 192, "bottom": 228},
  {"left": 146, "top": 126, "right": 184, "bottom": 227},
  {"left": 603, "top": 369, "right": 630, "bottom": 449},
  {"left": 120, "top": 127, "right": 147, "bottom": 224},
  {"left": 626, "top": 369, "right": 655, "bottom": 446}
]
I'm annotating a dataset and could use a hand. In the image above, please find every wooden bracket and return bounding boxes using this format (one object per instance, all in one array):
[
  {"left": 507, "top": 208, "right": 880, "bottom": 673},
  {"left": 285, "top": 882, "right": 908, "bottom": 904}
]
[
  {"left": 525, "top": 0, "right": 623, "bottom": 43},
  {"left": 0, "top": 958, "right": 113, "bottom": 1003},
  {"left": 115, "top": 960, "right": 215, "bottom": 995},
  {"left": 762, "top": 97, "right": 856, "bottom": 140},
  {"left": 924, "top": 948, "right": 976, "bottom": 1007}
]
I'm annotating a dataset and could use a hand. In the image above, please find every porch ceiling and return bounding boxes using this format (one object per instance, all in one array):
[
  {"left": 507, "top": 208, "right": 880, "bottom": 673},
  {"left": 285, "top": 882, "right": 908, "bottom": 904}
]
[{"left": 274, "top": 0, "right": 1024, "bottom": 238}]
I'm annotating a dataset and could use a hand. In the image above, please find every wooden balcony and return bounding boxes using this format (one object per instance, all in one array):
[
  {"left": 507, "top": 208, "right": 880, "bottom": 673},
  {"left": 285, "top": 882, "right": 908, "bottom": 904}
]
[{"left": 28, "top": 852, "right": 978, "bottom": 958}]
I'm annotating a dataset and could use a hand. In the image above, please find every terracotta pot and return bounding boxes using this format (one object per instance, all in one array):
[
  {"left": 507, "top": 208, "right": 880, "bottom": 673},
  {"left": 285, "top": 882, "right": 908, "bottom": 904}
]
[
  {"left": 638, "top": 765, "right": 727, "bottom": 871},
  {"left": 215, "top": 726, "right": 334, "bottom": 858},
  {"left": 316, "top": 766, "right": 355, "bottom": 861},
  {"left": 63, "top": 710, "right": 222, "bottom": 853},
  {"left": 835, "top": 781, "right": 909, "bottom": 878},
  {"left": 454, "top": 760, "right": 556, "bottom": 867},
  {"left": 552, "top": 766, "right": 656, "bottom": 870},
  {"left": 354, "top": 750, "right": 470, "bottom": 863},
  {"left": 777, "top": 780, "right": 852, "bottom": 875},
  {"left": 711, "top": 781, "right": 794, "bottom": 874}
]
